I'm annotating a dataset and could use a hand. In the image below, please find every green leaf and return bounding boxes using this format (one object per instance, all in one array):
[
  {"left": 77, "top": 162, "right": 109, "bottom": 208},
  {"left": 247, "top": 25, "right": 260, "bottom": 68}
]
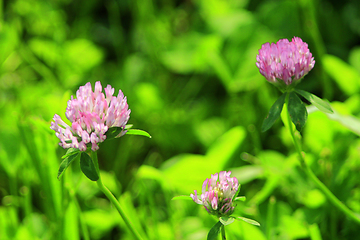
[
  {"left": 236, "top": 216, "right": 260, "bottom": 226},
  {"left": 64, "top": 39, "right": 104, "bottom": 72},
  {"left": 295, "top": 89, "right": 333, "bottom": 114},
  {"left": 126, "top": 129, "right": 152, "bottom": 138},
  {"left": 80, "top": 152, "right": 99, "bottom": 181},
  {"left": 322, "top": 54, "right": 360, "bottom": 95},
  {"left": 161, "top": 126, "right": 246, "bottom": 194},
  {"left": 234, "top": 196, "right": 246, "bottom": 202},
  {"left": 105, "top": 127, "right": 123, "bottom": 140},
  {"left": 219, "top": 216, "right": 235, "bottom": 226},
  {"left": 308, "top": 224, "right": 322, "bottom": 240},
  {"left": 261, "top": 93, "right": 286, "bottom": 132},
  {"left": 61, "top": 148, "right": 81, "bottom": 159},
  {"left": 124, "top": 124, "right": 133, "bottom": 130},
  {"left": 327, "top": 108, "right": 360, "bottom": 136},
  {"left": 207, "top": 221, "right": 223, "bottom": 240},
  {"left": 288, "top": 92, "right": 308, "bottom": 132},
  {"left": 57, "top": 152, "right": 80, "bottom": 180},
  {"left": 171, "top": 195, "right": 193, "bottom": 201}
]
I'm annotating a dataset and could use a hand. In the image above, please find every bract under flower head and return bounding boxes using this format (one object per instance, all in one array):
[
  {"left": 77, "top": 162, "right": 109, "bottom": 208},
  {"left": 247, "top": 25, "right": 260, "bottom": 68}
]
[
  {"left": 50, "top": 81, "right": 131, "bottom": 151},
  {"left": 256, "top": 37, "right": 315, "bottom": 90},
  {"left": 190, "top": 171, "right": 239, "bottom": 217}
]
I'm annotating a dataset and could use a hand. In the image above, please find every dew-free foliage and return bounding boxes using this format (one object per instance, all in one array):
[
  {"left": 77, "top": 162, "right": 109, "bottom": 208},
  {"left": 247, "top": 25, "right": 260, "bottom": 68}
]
[
  {"left": 1, "top": 0, "right": 360, "bottom": 240},
  {"left": 80, "top": 152, "right": 99, "bottom": 181},
  {"left": 295, "top": 89, "right": 333, "bottom": 114},
  {"left": 57, "top": 149, "right": 80, "bottom": 179},
  {"left": 261, "top": 93, "right": 286, "bottom": 132},
  {"left": 207, "top": 221, "right": 223, "bottom": 240},
  {"left": 287, "top": 92, "right": 308, "bottom": 132}
]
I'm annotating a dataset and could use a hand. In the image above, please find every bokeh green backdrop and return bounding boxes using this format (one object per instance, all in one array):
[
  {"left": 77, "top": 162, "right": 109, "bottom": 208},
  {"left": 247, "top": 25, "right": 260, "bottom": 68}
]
[{"left": 1, "top": 0, "right": 360, "bottom": 239}]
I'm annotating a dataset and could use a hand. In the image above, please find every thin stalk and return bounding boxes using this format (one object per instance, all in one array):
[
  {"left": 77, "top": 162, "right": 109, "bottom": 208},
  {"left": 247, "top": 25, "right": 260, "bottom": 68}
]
[
  {"left": 91, "top": 151, "right": 144, "bottom": 240},
  {"left": 297, "top": 0, "right": 332, "bottom": 100},
  {"left": 284, "top": 93, "right": 306, "bottom": 168},
  {"left": 69, "top": 191, "right": 90, "bottom": 240},
  {"left": 66, "top": 166, "right": 90, "bottom": 240},
  {"left": 284, "top": 92, "right": 360, "bottom": 224},
  {"left": 0, "top": 0, "right": 2, "bottom": 24},
  {"left": 221, "top": 225, "right": 226, "bottom": 240},
  {"left": 266, "top": 196, "right": 276, "bottom": 240}
]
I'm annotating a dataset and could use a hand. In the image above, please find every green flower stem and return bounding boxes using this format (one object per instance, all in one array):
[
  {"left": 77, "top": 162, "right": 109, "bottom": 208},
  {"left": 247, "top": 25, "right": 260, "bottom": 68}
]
[
  {"left": 68, "top": 188, "right": 90, "bottom": 240},
  {"left": 284, "top": 92, "right": 306, "bottom": 168},
  {"left": 284, "top": 92, "right": 360, "bottom": 224},
  {"left": 266, "top": 196, "right": 276, "bottom": 240},
  {"left": 91, "top": 151, "right": 144, "bottom": 240},
  {"left": 66, "top": 167, "right": 90, "bottom": 240},
  {"left": 221, "top": 225, "right": 226, "bottom": 240}
]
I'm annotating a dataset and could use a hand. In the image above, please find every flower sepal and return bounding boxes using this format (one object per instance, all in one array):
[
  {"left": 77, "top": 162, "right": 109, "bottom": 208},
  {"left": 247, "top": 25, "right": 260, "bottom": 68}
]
[
  {"left": 271, "top": 77, "right": 299, "bottom": 93},
  {"left": 61, "top": 147, "right": 81, "bottom": 160},
  {"left": 219, "top": 216, "right": 235, "bottom": 226},
  {"left": 105, "top": 124, "right": 152, "bottom": 139},
  {"left": 105, "top": 126, "right": 125, "bottom": 140},
  {"left": 104, "top": 124, "right": 152, "bottom": 140},
  {"left": 220, "top": 215, "right": 260, "bottom": 227}
]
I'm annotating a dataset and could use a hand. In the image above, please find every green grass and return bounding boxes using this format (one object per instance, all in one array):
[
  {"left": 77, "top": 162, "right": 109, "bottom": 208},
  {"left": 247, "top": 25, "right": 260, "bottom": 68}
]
[{"left": 1, "top": 0, "right": 360, "bottom": 239}]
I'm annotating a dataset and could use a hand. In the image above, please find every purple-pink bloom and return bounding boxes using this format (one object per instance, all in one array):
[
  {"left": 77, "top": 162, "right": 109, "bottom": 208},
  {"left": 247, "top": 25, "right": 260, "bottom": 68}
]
[
  {"left": 256, "top": 37, "right": 315, "bottom": 88},
  {"left": 190, "top": 171, "right": 239, "bottom": 217},
  {"left": 50, "top": 81, "right": 131, "bottom": 151}
]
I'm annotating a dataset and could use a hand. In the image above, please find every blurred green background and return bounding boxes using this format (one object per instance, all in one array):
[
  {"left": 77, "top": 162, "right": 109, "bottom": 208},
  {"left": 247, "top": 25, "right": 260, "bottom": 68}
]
[{"left": 1, "top": 0, "right": 360, "bottom": 239}]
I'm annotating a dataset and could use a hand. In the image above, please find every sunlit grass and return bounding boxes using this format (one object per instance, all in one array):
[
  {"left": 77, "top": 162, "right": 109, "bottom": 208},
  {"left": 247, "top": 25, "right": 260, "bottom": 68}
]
[{"left": 1, "top": 0, "right": 360, "bottom": 239}]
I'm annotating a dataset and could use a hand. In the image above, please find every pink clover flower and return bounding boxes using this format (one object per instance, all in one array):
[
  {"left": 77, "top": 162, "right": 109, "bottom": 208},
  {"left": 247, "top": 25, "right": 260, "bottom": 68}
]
[
  {"left": 256, "top": 37, "right": 315, "bottom": 89},
  {"left": 50, "top": 81, "right": 130, "bottom": 151},
  {"left": 190, "top": 171, "right": 239, "bottom": 217}
]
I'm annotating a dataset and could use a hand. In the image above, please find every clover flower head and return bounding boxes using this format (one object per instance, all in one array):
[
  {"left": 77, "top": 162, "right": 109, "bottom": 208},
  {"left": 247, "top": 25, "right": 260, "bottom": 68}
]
[
  {"left": 50, "top": 81, "right": 131, "bottom": 151},
  {"left": 190, "top": 171, "right": 239, "bottom": 217},
  {"left": 256, "top": 37, "right": 315, "bottom": 89}
]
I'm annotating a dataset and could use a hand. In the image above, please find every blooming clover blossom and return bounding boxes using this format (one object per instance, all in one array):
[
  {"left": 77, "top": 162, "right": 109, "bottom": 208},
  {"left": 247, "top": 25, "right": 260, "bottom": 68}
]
[
  {"left": 256, "top": 37, "right": 315, "bottom": 88},
  {"left": 190, "top": 171, "right": 239, "bottom": 217},
  {"left": 50, "top": 81, "right": 131, "bottom": 151}
]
